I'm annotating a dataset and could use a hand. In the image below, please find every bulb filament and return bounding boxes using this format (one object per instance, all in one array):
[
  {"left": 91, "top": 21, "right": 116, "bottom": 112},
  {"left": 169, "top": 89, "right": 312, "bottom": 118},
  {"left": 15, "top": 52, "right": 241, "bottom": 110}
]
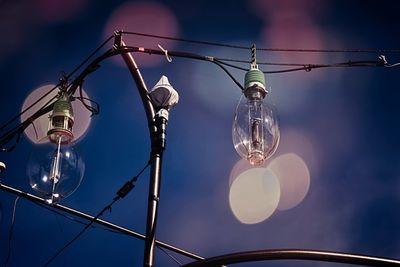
[
  {"left": 247, "top": 100, "right": 265, "bottom": 165},
  {"left": 251, "top": 119, "right": 262, "bottom": 150},
  {"left": 49, "top": 136, "right": 62, "bottom": 202}
]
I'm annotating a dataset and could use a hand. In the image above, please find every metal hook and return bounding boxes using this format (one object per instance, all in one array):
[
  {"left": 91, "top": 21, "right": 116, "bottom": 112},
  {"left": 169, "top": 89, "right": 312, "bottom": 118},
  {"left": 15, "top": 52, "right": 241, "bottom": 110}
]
[
  {"left": 378, "top": 55, "right": 388, "bottom": 66},
  {"left": 158, "top": 44, "right": 172, "bottom": 62}
]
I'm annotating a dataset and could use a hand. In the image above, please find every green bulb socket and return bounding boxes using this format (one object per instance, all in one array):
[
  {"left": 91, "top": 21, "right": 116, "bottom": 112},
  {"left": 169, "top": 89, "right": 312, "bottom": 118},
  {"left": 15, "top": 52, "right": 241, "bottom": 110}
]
[
  {"left": 53, "top": 97, "right": 74, "bottom": 117},
  {"left": 244, "top": 69, "right": 267, "bottom": 99},
  {"left": 244, "top": 69, "right": 265, "bottom": 89}
]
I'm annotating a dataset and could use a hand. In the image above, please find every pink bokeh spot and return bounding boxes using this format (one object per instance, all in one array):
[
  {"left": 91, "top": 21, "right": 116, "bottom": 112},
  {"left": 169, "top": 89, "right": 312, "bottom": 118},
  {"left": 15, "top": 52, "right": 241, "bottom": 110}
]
[
  {"left": 21, "top": 84, "right": 92, "bottom": 144},
  {"left": 262, "top": 17, "right": 326, "bottom": 64},
  {"left": 249, "top": 0, "right": 331, "bottom": 71},
  {"left": 34, "top": 0, "right": 89, "bottom": 22},
  {"left": 267, "top": 153, "right": 310, "bottom": 211},
  {"left": 104, "top": 2, "right": 180, "bottom": 67},
  {"left": 249, "top": 0, "right": 328, "bottom": 21}
]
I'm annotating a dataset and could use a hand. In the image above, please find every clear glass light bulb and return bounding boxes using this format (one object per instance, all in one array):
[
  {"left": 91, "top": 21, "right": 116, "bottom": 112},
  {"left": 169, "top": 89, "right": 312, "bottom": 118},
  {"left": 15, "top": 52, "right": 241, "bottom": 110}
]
[
  {"left": 232, "top": 95, "right": 280, "bottom": 165},
  {"left": 27, "top": 136, "right": 84, "bottom": 203}
]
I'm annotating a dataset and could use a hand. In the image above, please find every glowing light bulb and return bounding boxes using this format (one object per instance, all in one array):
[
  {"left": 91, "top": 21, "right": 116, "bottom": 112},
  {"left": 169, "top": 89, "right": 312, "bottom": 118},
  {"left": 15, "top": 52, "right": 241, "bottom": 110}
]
[
  {"left": 27, "top": 92, "right": 85, "bottom": 203},
  {"left": 232, "top": 65, "right": 280, "bottom": 165}
]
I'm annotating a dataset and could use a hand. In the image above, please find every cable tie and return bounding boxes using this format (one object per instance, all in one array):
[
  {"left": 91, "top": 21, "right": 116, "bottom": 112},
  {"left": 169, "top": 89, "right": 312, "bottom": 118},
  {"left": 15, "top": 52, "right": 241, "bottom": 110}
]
[
  {"left": 205, "top": 56, "right": 214, "bottom": 61},
  {"left": 116, "top": 181, "right": 134, "bottom": 199},
  {"left": 158, "top": 44, "right": 172, "bottom": 62}
]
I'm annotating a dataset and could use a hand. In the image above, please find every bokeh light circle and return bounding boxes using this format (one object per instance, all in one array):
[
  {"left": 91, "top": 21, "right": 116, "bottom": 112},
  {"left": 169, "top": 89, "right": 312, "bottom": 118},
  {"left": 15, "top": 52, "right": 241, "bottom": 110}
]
[
  {"left": 229, "top": 158, "right": 268, "bottom": 186},
  {"left": 104, "top": 1, "right": 180, "bottom": 67},
  {"left": 190, "top": 45, "right": 245, "bottom": 116},
  {"left": 229, "top": 168, "right": 280, "bottom": 224},
  {"left": 33, "top": 0, "right": 89, "bottom": 23},
  {"left": 267, "top": 153, "right": 310, "bottom": 211},
  {"left": 21, "top": 84, "right": 92, "bottom": 144}
]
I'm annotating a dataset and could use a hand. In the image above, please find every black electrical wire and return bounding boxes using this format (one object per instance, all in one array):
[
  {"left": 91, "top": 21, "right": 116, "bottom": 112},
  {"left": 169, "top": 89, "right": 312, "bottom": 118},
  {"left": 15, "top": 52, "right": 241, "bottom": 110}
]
[
  {"left": 74, "top": 80, "right": 100, "bottom": 116},
  {"left": 123, "top": 31, "right": 400, "bottom": 54},
  {"left": 41, "top": 199, "right": 117, "bottom": 267},
  {"left": 157, "top": 246, "right": 183, "bottom": 266},
  {"left": 65, "top": 48, "right": 116, "bottom": 97},
  {"left": 0, "top": 128, "right": 23, "bottom": 152},
  {"left": 261, "top": 60, "right": 386, "bottom": 74},
  {"left": 0, "top": 182, "right": 205, "bottom": 262},
  {"left": 0, "top": 32, "right": 395, "bottom": 135},
  {"left": 119, "top": 46, "right": 245, "bottom": 92},
  {"left": 0, "top": 85, "right": 59, "bottom": 134},
  {"left": 0, "top": 35, "right": 114, "bottom": 136},
  {"left": 211, "top": 59, "right": 245, "bottom": 91},
  {"left": 28, "top": 195, "right": 189, "bottom": 266},
  {"left": 123, "top": 31, "right": 250, "bottom": 50},
  {"left": 42, "top": 161, "right": 150, "bottom": 267},
  {"left": 74, "top": 95, "right": 100, "bottom": 116},
  {"left": 214, "top": 56, "right": 393, "bottom": 74},
  {"left": 0, "top": 96, "right": 55, "bottom": 152},
  {"left": 3, "top": 196, "right": 20, "bottom": 267},
  {"left": 122, "top": 45, "right": 397, "bottom": 77},
  {"left": 2, "top": 39, "right": 399, "bottom": 152},
  {"left": 66, "top": 35, "right": 114, "bottom": 80},
  {"left": 120, "top": 33, "right": 400, "bottom": 75},
  {"left": 0, "top": 48, "right": 114, "bottom": 151},
  {"left": 216, "top": 57, "right": 383, "bottom": 67},
  {"left": 258, "top": 47, "right": 400, "bottom": 53},
  {"left": 1, "top": 30, "right": 399, "bottom": 136},
  {"left": 213, "top": 58, "right": 249, "bottom": 71},
  {"left": 29, "top": 196, "right": 186, "bottom": 266},
  {"left": 30, "top": 200, "right": 115, "bottom": 232}
]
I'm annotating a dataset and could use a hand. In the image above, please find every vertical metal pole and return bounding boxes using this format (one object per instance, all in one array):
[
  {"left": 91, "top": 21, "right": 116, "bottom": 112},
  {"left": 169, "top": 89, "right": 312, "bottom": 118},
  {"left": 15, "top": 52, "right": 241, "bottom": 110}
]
[
  {"left": 116, "top": 36, "right": 164, "bottom": 267},
  {"left": 144, "top": 147, "right": 163, "bottom": 266},
  {"left": 143, "top": 114, "right": 167, "bottom": 266}
]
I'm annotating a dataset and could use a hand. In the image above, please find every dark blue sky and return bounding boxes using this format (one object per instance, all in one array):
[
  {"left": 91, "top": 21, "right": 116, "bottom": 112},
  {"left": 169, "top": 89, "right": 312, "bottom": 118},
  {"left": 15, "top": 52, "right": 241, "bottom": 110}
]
[{"left": 1, "top": 0, "right": 400, "bottom": 266}]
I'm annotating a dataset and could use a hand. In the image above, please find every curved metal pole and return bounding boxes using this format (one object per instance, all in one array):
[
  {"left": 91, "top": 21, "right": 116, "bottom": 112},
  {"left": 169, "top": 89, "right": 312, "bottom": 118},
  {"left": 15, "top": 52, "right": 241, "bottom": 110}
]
[
  {"left": 115, "top": 36, "right": 163, "bottom": 267},
  {"left": 182, "top": 249, "right": 400, "bottom": 267},
  {"left": 116, "top": 44, "right": 156, "bottom": 129}
]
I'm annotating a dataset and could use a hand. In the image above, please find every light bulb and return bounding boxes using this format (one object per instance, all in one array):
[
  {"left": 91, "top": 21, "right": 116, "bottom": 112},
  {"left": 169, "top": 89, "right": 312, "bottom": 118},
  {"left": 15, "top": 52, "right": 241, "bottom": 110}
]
[
  {"left": 232, "top": 66, "right": 280, "bottom": 165},
  {"left": 27, "top": 92, "right": 85, "bottom": 203},
  {"left": 27, "top": 136, "right": 84, "bottom": 203}
]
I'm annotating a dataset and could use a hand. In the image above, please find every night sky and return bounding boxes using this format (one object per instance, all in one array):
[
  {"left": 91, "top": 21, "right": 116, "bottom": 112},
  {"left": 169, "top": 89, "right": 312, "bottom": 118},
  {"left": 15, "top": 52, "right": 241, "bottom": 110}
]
[{"left": 0, "top": 0, "right": 400, "bottom": 266}]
